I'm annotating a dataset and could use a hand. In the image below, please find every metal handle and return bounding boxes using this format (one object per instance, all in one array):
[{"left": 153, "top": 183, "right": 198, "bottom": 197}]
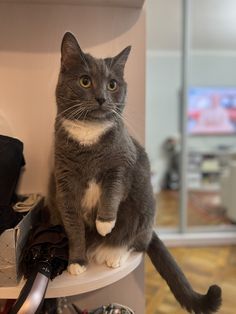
[{"left": 10, "top": 262, "right": 51, "bottom": 314}]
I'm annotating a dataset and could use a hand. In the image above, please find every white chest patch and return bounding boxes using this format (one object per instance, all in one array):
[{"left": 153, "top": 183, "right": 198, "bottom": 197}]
[
  {"left": 81, "top": 180, "right": 101, "bottom": 210},
  {"left": 62, "top": 119, "right": 113, "bottom": 146}
]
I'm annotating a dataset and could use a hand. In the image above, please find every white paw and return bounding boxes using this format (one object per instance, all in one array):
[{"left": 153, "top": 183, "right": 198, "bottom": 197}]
[
  {"left": 88, "top": 245, "right": 130, "bottom": 268},
  {"left": 96, "top": 219, "right": 116, "bottom": 236},
  {"left": 67, "top": 263, "right": 86, "bottom": 275},
  {"left": 106, "top": 249, "right": 130, "bottom": 268}
]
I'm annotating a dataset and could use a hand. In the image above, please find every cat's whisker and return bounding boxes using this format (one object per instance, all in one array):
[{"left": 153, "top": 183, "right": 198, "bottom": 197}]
[
  {"left": 57, "top": 104, "right": 82, "bottom": 119},
  {"left": 72, "top": 105, "right": 92, "bottom": 120},
  {"left": 82, "top": 109, "right": 89, "bottom": 122},
  {"left": 57, "top": 100, "right": 92, "bottom": 118},
  {"left": 67, "top": 108, "right": 85, "bottom": 121},
  {"left": 110, "top": 102, "right": 123, "bottom": 106},
  {"left": 57, "top": 95, "right": 78, "bottom": 103},
  {"left": 59, "top": 106, "right": 78, "bottom": 115},
  {"left": 111, "top": 109, "right": 140, "bottom": 140},
  {"left": 57, "top": 100, "right": 96, "bottom": 123},
  {"left": 56, "top": 108, "right": 85, "bottom": 134},
  {"left": 110, "top": 109, "right": 123, "bottom": 123},
  {"left": 57, "top": 99, "right": 80, "bottom": 106},
  {"left": 73, "top": 108, "right": 87, "bottom": 121},
  {"left": 56, "top": 107, "right": 86, "bottom": 135}
]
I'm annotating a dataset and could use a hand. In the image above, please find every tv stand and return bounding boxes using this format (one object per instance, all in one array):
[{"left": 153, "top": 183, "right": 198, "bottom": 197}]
[{"left": 187, "top": 148, "right": 236, "bottom": 191}]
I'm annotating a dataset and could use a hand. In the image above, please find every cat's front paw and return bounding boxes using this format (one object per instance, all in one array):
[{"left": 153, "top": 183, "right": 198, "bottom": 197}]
[
  {"left": 96, "top": 219, "right": 116, "bottom": 236},
  {"left": 67, "top": 263, "right": 87, "bottom": 275}
]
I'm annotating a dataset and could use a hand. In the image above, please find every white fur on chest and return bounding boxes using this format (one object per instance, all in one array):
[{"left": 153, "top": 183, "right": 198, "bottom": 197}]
[
  {"left": 62, "top": 119, "right": 113, "bottom": 146},
  {"left": 82, "top": 180, "right": 101, "bottom": 210}
]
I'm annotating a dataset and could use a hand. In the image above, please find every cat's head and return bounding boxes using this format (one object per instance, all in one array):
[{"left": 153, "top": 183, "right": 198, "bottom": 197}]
[{"left": 56, "top": 32, "right": 131, "bottom": 123}]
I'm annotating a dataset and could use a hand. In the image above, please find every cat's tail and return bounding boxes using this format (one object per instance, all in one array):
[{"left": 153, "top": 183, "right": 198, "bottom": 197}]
[{"left": 147, "top": 231, "right": 222, "bottom": 314}]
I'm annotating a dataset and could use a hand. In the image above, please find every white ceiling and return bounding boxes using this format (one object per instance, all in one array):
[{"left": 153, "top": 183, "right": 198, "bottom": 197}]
[{"left": 147, "top": 0, "right": 236, "bottom": 51}]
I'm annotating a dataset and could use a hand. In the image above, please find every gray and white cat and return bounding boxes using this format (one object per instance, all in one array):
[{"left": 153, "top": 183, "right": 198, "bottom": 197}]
[{"left": 48, "top": 32, "right": 221, "bottom": 314}]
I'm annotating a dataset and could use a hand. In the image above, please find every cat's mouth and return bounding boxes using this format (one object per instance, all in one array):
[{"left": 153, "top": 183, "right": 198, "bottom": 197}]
[{"left": 88, "top": 107, "right": 111, "bottom": 119}]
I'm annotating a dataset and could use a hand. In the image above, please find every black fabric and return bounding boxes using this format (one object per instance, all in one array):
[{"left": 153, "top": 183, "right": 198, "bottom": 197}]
[
  {"left": 20, "top": 223, "right": 69, "bottom": 280},
  {"left": 0, "top": 205, "right": 23, "bottom": 235},
  {"left": 0, "top": 135, "right": 25, "bottom": 234},
  {"left": 0, "top": 135, "right": 25, "bottom": 206},
  {"left": 39, "top": 299, "right": 58, "bottom": 314}
]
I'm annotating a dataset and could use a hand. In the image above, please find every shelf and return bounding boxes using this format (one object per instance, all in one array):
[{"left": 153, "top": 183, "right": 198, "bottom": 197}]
[
  {"left": 2, "top": 0, "right": 145, "bottom": 8},
  {"left": 187, "top": 148, "right": 236, "bottom": 193},
  {"left": 188, "top": 185, "right": 220, "bottom": 192},
  {"left": 0, "top": 252, "right": 143, "bottom": 299}
]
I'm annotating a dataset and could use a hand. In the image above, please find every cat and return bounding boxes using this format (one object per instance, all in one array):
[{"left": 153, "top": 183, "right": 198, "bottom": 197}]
[{"left": 47, "top": 32, "right": 222, "bottom": 314}]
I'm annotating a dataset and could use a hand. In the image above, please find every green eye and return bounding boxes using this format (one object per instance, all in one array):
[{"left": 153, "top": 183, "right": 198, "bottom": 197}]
[
  {"left": 79, "top": 76, "right": 91, "bottom": 88},
  {"left": 107, "top": 79, "right": 117, "bottom": 91}
]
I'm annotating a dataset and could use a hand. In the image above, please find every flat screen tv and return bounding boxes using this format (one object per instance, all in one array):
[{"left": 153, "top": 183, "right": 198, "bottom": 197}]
[{"left": 187, "top": 87, "right": 236, "bottom": 135}]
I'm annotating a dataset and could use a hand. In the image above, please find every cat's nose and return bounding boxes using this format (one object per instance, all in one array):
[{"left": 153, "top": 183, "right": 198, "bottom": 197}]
[{"left": 96, "top": 97, "right": 106, "bottom": 106}]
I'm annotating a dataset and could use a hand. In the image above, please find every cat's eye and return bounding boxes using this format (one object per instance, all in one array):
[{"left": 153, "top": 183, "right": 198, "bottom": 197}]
[
  {"left": 79, "top": 76, "right": 91, "bottom": 88},
  {"left": 107, "top": 79, "right": 117, "bottom": 91}
]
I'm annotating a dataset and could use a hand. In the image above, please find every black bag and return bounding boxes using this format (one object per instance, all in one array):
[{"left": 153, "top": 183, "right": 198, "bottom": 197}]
[
  {"left": 10, "top": 223, "right": 68, "bottom": 314},
  {"left": 0, "top": 135, "right": 25, "bottom": 234},
  {"left": 20, "top": 223, "right": 69, "bottom": 281},
  {"left": 0, "top": 135, "right": 25, "bottom": 205}
]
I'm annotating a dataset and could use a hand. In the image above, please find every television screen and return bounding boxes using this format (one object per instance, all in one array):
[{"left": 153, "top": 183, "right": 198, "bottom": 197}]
[{"left": 187, "top": 87, "right": 236, "bottom": 135}]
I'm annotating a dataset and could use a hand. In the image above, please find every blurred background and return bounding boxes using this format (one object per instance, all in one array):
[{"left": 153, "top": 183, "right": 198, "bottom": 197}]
[
  {"left": 146, "top": 0, "right": 236, "bottom": 233},
  {"left": 145, "top": 0, "right": 236, "bottom": 313}
]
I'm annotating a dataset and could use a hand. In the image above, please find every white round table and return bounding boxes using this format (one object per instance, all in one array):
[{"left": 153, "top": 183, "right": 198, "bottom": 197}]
[
  {"left": 0, "top": 253, "right": 145, "bottom": 314},
  {"left": 0, "top": 253, "right": 142, "bottom": 298}
]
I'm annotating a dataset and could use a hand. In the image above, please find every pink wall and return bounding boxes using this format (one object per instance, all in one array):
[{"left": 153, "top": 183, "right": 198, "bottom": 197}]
[{"left": 0, "top": 3, "right": 146, "bottom": 194}]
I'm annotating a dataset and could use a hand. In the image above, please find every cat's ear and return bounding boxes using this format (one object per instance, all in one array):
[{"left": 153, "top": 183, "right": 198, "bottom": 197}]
[
  {"left": 61, "top": 32, "right": 84, "bottom": 70},
  {"left": 109, "top": 46, "right": 131, "bottom": 71}
]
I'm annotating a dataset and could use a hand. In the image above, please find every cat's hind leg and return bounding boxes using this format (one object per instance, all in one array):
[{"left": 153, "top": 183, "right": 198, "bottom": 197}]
[{"left": 88, "top": 244, "right": 131, "bottom": 268}]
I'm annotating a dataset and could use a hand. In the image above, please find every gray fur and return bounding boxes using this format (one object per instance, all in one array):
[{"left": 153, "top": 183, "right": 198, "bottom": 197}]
[
  {"left": 48, "top": 32, "right": 155, "bottom": 266},
  {"left": 47, "top": 33, "right": 222, "bottom": 313}
]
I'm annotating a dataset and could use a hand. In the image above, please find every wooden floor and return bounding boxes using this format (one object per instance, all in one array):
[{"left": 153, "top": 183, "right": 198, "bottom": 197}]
[
  {"left": 146, "top": 190, "right": 236, "bottom": 313},
  {"left": 156, "top": 190, "right": 233, "bottom": 227},
  {"left": 145, "top": 245, "right": 236, "bottom": 314}
]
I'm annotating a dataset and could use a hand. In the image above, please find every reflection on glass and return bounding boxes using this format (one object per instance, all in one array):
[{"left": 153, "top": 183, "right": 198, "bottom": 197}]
[
  {"left": 187, "top": 0, "right": 236, "bottom": 229},
  {"left": 147, "top": 0, "right": 236, "bottom": 231},
  {"left": 146, "top": 0, "right": 182, "bottom": 228}
]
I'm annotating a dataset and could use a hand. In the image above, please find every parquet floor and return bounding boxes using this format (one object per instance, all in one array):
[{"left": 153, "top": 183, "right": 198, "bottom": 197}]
[
  {"left": 148, "top": 190, "right": 236, "bottom": 313},
  {"left": 145, "top": 245, "right": 236, "bottom": 314},
  {"left": 156, "top": 190, "right": 233, "bottom": 227}
]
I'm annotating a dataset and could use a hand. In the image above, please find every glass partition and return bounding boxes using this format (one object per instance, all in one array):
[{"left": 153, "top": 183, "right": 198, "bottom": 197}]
[
  {"left": 146, "top": 0, "right": 182, "bottom": 230},
  {"left": 146, "top": 0, "right": 236, "bottom": 237},
  {"left": 186, "top": 0, "right": 236, "bottom": 231}
]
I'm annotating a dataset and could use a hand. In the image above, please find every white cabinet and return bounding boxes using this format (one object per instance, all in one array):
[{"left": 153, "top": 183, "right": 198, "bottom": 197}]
[{"left": 187, "top": 150, "right": 236, "bottom": 191}]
